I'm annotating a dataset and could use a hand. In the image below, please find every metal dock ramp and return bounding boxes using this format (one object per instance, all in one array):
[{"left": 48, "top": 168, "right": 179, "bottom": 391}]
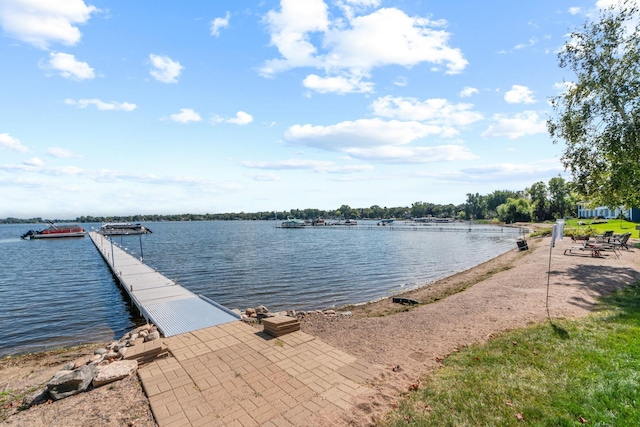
[{"left": 88, "top": 231, "right": 240, "bottom": 336}]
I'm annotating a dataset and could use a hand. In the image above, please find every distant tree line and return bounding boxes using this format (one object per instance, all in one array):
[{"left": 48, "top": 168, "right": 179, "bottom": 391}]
[{"left": 0, "top": 176, "right": 581, "bottom": 225}]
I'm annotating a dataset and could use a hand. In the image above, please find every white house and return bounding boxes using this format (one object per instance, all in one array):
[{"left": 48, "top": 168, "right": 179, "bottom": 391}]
[{"left": 577, "top": 204, "right": 640, "bottom": 221}]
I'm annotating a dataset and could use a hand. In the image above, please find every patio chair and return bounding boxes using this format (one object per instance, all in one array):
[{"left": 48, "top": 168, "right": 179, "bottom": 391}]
[
  {"left": 594, "top": 230, "right": 614, "bottom": 243},
  {"left": 608, "top": 232, "right": 632, "bottom": 250}
]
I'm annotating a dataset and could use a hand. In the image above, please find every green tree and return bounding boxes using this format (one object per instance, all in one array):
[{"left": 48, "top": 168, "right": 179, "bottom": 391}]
[
  {"left": 485, "top": 190, "right": 520, "bottom": 218},
  {"left": 338, "top": 204, "right": 355, "bottom": 219},
  {"left": 548, "top": 1, "right": 640, "bottom": 208},
  {"left": 548, "top": 176, "right": 571, "bottom": 219},
  {"left": 497, "top": 198, "right": 533, "bottom": 223},
  {"left": 527, "top": 181, "right": 548, "bottom": 221},
  {"left": 464, "top": 193, "right": 486, "bottom": 220}
]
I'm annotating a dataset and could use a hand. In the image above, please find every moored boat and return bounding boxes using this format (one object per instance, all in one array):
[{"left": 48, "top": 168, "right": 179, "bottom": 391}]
[
  {"left": 98, "top": 222, "right": 153, "bottom": 235},
  {"left": 377, "top": 219, "right": 395, "bottom": 226},
  {"left": 21, "top": 223, "right": 86, "bottom": 240},
  {"left": 336, "top": 219, "right": 357, "bottom": 226},
  {"left": 280, "top": 217, "right": 306, "bottom": 228}
]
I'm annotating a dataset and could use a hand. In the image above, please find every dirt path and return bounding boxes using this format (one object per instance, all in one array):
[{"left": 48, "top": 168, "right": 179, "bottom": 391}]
[
  {"left": 3, "top": 235, "right": 639, "bottom": 426},
  {"left": 299, "top": 236, "right": 640, "bottom": 425}
]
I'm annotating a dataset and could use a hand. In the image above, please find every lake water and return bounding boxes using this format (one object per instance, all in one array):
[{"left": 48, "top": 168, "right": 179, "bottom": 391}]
[{"left": 0, "top": 220, "right": 522, "bottom": 357}]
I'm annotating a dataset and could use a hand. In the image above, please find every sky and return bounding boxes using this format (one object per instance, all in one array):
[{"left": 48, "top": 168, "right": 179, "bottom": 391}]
[{"left": 0, "top": 0, "right": 619, "bottom": 218}]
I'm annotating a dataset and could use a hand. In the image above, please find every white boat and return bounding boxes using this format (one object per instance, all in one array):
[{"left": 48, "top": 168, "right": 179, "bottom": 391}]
[
  {"left": 377, "top": 219, "right": 395, "bottom": 226},
  {"left": 99, "top": 222, "right": 152, "bottom": 235},
  {"left": 280, "top": 217, "right": 306, "bottom": 228},
  {"left": 335, "top": 219, "right": 357, "bottom": 226}
]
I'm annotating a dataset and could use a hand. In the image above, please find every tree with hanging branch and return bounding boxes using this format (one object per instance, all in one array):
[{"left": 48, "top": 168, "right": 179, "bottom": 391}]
[{"left": 548, "top": 0, "right": 640, "bottom": 210}]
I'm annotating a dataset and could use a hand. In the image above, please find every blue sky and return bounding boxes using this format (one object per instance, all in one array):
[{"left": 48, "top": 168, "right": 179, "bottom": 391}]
[{"left": 0, "top": 0, "right": 614, "bottom": 218}]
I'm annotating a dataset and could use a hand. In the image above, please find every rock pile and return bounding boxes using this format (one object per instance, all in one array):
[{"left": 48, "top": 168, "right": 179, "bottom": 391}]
[
  {"left": 22, "top": 324, "right": 162, "bottom": 409},
  {"left": 236, "top": 305, "right": 353, "bottom": 322}
]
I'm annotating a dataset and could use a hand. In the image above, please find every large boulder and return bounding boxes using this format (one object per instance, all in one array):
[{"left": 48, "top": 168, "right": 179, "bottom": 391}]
[
  {"left": 47, "top": 365, "right": 97, "bottom": 400},
  {"left": 21, "top": 387, "right": 50, "bottom": 409},
  {"left": 93, "top": 360, "right": 138, "bottom": 387}
]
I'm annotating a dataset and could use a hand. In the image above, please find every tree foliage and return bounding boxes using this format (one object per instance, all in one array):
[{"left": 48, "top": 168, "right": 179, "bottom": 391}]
[
  {"left": 497, "top": 198, "right": 532, "bottom": 223},
  {"left": 548, "top": 0, "right": 640, "bottom": 208},
  {"left": 527, "top": 181, "right": 548, "bottom": 221}
]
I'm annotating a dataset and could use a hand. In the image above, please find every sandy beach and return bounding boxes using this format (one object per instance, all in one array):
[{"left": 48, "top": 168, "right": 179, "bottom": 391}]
[{"left": 2, "top": 233, "right": 639, "bottom": 426}]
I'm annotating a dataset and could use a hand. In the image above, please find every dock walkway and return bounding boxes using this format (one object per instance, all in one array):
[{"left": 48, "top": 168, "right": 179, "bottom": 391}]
[
  {"left": 89, "top": 231, "right": 378, "bottom": 425},
  {"left": 88, "top": 231, "right": 240, "bottom": 337}
]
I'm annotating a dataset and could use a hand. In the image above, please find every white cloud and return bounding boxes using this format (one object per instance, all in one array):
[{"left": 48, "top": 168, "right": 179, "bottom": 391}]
[
  {"left": 0, "top": 133, "right": 28, "bottom": 152},
  {"left": 595, "top": 0, "right": 619, "bottom": 9},
  {"left": 393, "top": 76, "right": 407, "bottom": 87},
  {"left": 349, "top": 144, "right": 477, "bottom": 163},
  {"left": 64, "top": 98, "right": 137, "bottom": 111},
  {"left": 303, "top": 74, "right": 374, "bottom": 94},
  {"left": 24, "top": 157, "right": 44, "bottom": 167},
  {"left": 243, "top": 159, "right": 335, "bottom": 170},
  {"left": 553, "top": 81, "right": 576, "bottom": 95},
  {"left": 371, "top": 96, "right": 483, "bottom": 127},
  {"left": 212, "top": 111, "right": 254, "bottom": 125},
  {"left": 169, "top": 108, "right": 202, "bottom": 123},
  {"left": 44, "top": 52, "right": 95, "bottom": 80},
  {"left": 504, "top": 84, "right": 536, "bottom": 104},
  {"left": 286, "top": 118, "right": 451, "bottom": 149},
  {"left": 481, "top": 111, "right": 546, "bottom": 139},
  {"left": 227, "top": 111, "right": 254, "bottom": 125},
  {"left": 0, "top": 0, "right": 98, "bottom": 49},
  {"left": 457, "top": 162, "right": 563, "bottom": 182},
  {"left": 210, "top": 11, "right": 230, "bottom": 36},
  {"left": 149, "top": 54, "right": 184, "bottom": 83},
  {"left": 513, "top": 37, "right": 537, "bottom": 50},
  {"left": 459, "top": 86, "right": 478, "bottom": 98},
  {"left": 325, "top": 8, "right": 467, "bottom": 74},
  {"left": 568, "top": 7, "right": 581, "bottom": 15},
  {"left": 247, "top": 172, "right": 281, "bottom": 182},
  {"left": 47, "top": 147, "right": 83, "bottom": 158},
  {"left": 261, "top": 2, "right": 467, "bottom": 94},
  {"left": 284, "top": 118, "right": 476, "bottom": 163},
  {"left": 241, "top": 159, "right": 374, "bottom": 173}
]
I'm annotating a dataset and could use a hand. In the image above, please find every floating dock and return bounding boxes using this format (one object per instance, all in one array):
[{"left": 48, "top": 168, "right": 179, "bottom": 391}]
[{"left": 88, "top": 231, "right": 240, "bottom": 337}]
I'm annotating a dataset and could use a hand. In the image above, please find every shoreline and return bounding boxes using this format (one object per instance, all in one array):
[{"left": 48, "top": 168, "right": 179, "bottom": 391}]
[
  {"left": 1, "top": 244, "right": 524, "bottom": 358},
  {"left": 2, "top": 226, "right": 529, "bottom": 360},
  {"left": 340, "top": 238, "right": 531, "bottom": 318},
  {"left": 4, "top": 235, "right": 640, "bottom": 425}
]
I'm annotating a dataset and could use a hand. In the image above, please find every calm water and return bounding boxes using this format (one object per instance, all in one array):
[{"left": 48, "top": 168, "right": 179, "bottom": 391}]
[{"left": 0, "top": 221, "right": 522, "bottom": 357}]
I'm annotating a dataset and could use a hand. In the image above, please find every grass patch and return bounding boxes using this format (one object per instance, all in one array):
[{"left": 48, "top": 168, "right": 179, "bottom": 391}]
[
  {"left": 381, "top": 283, "right": 640, "bottom": 426},
  {"left": 563, "top": 218, "right": 639, "bottom": 239}
]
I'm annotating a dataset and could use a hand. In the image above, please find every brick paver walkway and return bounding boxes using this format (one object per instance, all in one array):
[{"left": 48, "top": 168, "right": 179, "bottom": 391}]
[{"left": 138, "top": 321, "right": 377, "bottom": 426}]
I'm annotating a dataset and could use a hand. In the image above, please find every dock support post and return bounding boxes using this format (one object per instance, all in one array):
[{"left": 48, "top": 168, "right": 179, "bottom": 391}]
[{"left": 110, "top": 237, "right": 115, "bottom": 267}]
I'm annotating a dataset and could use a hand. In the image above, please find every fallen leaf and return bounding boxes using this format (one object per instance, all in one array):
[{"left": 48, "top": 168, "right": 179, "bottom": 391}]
[
  {"left": 424, "top": 405, "right": 432, "bottom": 411},
  {"left": 516, "top": 413, "right": 525, "bottom": 421},
  {"left": 435, "top": 357, "right": 443, "bottom": 363},
  {"left": 512, "top": 341, "right": 518, "bottom": 346},
  {"left": 579, "top": 416, "right": 588, "bottom": 424},
  {"left": 505, "top": 400, "right": 512, "bottom": 406}
]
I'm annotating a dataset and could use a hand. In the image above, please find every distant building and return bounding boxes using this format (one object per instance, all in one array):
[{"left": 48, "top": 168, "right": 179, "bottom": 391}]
[{"left": 577, "top": 204, "right": 640, "bottom": 221}]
